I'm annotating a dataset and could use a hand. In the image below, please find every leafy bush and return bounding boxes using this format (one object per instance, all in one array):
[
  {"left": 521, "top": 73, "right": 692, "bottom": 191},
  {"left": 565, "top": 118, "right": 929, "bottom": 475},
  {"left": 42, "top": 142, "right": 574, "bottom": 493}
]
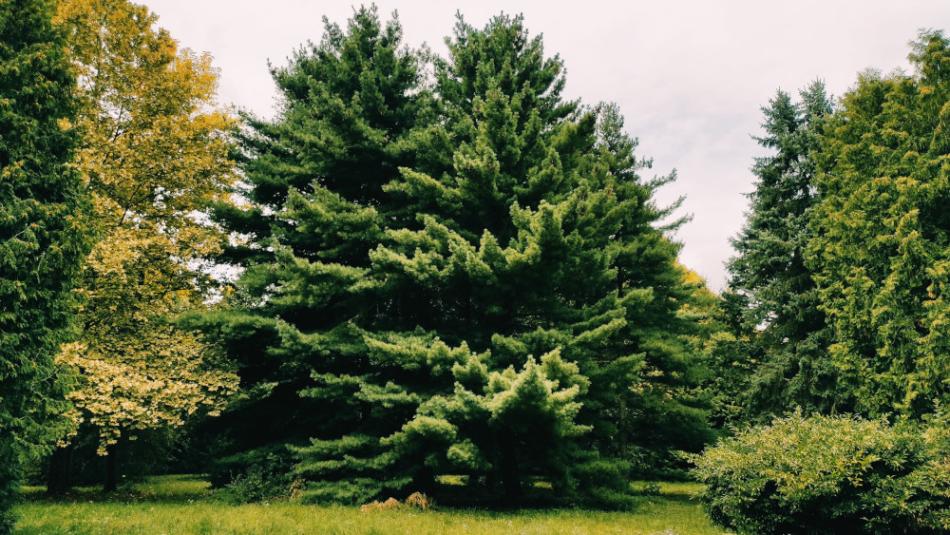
[
  {"left": 213, "top": 446, "right": 297, "bottom": 503},
  {"left": 692, "top": 413, "right": 949, "bottom": 534},
  {"left": 220, "top": 465, "right": 297, "bottom": 504},
  {"left": 208, "top": 445, "right": 293, "bottom": 487},
  {"left": 636, "top": 482, "right": 662, "bottom": 496},
  {"left": 563, "top": 455, "right": 637, "bottom": 510}
]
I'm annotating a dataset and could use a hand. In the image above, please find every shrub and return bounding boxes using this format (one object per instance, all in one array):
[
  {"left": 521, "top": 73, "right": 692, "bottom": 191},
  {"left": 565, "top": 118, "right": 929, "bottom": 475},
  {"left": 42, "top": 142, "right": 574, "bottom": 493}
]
[
  {"left": 636, "top": 482, "right": 662, "bottom": 496},
  {"left": 219, "top": 464, "right": 295, "bottom": 504},
  {"left": 692, "top": 413, "right": 949, "bottom": 534},
  {"left": 215, "top": 447, "right": 297, "bottom": 504},
  {"left": 564, "top": 455, "right": 637, "bottom": 510}
]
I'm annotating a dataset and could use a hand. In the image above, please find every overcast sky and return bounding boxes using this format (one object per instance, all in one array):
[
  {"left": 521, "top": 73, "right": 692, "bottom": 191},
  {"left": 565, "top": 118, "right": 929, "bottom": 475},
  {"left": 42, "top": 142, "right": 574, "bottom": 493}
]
[{"left": 142, "top": 0, "right": 948, "bottom": 290}]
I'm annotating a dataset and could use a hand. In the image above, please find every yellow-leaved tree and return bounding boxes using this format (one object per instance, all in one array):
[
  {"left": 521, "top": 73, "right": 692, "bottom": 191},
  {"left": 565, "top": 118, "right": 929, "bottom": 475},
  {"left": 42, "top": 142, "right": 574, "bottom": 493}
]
[{"left": 49, "top": 0, "right": 238, "bottom": 492}]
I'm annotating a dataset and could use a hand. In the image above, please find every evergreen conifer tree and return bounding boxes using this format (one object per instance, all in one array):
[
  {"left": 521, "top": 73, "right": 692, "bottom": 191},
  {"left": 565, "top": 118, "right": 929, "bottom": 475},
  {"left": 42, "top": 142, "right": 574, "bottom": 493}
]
[
  {"left": 808, "top": 31, "right": 950, "bottom": 419},
  {"left": 194, "top": 8, "right": 711, "bottom": 507},
  {"left": 191, "top": 4, "right": 430, "bottom": 493},
  {"left": 726, "top": 83, "right": 836, "bottom": 418},
  {"left": 0, "top": 0, "right": 88, "bottom": 530}
]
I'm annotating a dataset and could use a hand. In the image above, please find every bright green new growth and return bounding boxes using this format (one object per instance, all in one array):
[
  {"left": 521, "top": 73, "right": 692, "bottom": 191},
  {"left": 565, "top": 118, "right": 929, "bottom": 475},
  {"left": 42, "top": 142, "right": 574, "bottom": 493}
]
[
  {"left": 0, "top": 0, "right": 89, "bottom": 532},
  {"left": 808, "top": 30, "right": 950, "bottom": 419},
  {"left": 697, "top": 31, "right": 950, "bottom": 535},
  {"left": 693, "top": 412, "right": 950, "bottom": 534},
  {"left": 195, "top": 7, "right": 710, "bottom": 507}
]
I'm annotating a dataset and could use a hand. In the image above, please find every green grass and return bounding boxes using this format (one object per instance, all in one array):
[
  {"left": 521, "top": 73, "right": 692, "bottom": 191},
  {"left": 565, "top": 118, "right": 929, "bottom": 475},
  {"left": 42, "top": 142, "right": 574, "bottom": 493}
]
[{"left": 16, "top": 475, "right": 727, "bottom": 534}]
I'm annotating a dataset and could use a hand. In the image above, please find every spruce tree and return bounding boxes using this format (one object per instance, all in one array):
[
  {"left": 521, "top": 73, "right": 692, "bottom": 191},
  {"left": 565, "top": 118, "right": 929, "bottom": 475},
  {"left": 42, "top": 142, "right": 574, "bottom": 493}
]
[
  {"left": 726, "top": 83, "right": 836, "bottom": 418},
  {"left": 808, "top": 31, "right": 950, "bottom": 419},
  {"left": 195, "top": 8, "right": 710, "bottom": 507},
  {"left": 0, "top": 0, "right": 88, "bottom": 530}
]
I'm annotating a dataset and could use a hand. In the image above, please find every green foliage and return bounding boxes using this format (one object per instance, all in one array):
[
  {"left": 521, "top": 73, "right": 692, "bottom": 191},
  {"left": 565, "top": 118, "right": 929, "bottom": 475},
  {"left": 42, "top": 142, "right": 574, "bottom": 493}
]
[
  {"left": 725, "top": 82, "right": 836, "bottom": 419},
  {"left": 722, "top": 32, "right": 950, "bottom": 425},
  {"left": 0, "top": 0, "right": 89, "bottom": 531},
  {"left": 220, "top": 465, "right": 296, "bottom": 505},
  {"left": 807, "top": 31, "right": 950, "bottom": 419},
  {"left": 635, "top": 481, "right": 662, "bottom": 496},
  {"left": 698, "top": 290, "right": 759, "bottom": 428},
  {"left": 196, "top": 6, "right": 712, "bottom": 507},
  {"left": 207, "top": 444, "right": 295, "bottom": 490},
  {"left": 693, "top": 413, "right": 950, "bottom": 534}
]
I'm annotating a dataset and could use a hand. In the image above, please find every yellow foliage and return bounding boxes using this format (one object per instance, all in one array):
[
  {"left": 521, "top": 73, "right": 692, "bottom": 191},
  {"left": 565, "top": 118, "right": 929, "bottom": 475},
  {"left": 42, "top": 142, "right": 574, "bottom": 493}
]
[{"left": 53, "top": 0, "right": 238, "bottom": 453}]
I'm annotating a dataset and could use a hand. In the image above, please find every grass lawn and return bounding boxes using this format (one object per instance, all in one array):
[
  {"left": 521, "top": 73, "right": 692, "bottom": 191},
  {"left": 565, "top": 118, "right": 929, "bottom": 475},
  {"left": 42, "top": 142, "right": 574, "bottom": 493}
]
[{"left": 16, "top": 475, "right": 727, "bottom": 534}]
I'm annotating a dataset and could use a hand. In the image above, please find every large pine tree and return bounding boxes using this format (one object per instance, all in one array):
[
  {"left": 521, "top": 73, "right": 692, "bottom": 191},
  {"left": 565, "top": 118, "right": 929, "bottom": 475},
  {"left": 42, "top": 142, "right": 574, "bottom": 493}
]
[
  {"left": 193, "top": 8, "right": 710, "bottom": 507},
  {"left": 0, "top": 0, "right": 88, "bottom": 531},
  {"left": 726, "top": 83, "right": 836, "bottom": 418},
  {"left": 189, "top": 6, "right": 428, "bottom": 488}
]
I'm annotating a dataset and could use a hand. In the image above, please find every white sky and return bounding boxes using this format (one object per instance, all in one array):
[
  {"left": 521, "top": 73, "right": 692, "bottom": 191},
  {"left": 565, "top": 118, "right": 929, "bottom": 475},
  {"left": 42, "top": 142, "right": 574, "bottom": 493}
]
[{"left": 142, "top": 0, "right": 948, "bottom": 290}]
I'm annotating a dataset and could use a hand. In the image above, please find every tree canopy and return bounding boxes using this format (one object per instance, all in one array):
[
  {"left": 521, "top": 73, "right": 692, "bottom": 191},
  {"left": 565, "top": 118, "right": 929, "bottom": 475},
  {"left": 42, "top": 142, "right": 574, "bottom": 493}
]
[
  {"left": 192, "top": 7, "right": 712, "bottom": 508},
  {"left": 725, "top": 82, "right": 836, "bottom": 419},
  {"left": 808, "top": 31, "right": 950, "bottom": 419},
  {"left": 3, "top": 3, "right": 946, "bottom": 529}
]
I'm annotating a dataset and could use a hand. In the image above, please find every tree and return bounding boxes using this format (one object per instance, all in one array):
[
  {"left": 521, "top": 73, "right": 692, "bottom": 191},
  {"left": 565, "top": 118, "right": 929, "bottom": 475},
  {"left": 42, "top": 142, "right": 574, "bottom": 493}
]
[
  {"left": 807, "top": 31, "right": 950, "bottom": 419},
  {"left": 579, "top": 108, "right": 714, "bottom": 477},
  {"left": 700, "top": 289, "right": 759, "bottom": 428},
  {"left": 48, "top": 0, "right": 238, "bottom": 492},
  {"left": 0, "top": 0, "right": 89, "bottom": 530},
  {"left": 726, "top": 83, "right": 836, "bottom": 418},
  {"left": 188, "top": 5, "right": 429, "bottom": 492},
  {"left": 195, "top": 8, "right": 711, "bottom": 507}
]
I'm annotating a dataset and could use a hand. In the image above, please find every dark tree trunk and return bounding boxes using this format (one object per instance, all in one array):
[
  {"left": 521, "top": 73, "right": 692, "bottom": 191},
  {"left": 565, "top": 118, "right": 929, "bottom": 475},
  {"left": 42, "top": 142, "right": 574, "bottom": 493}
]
[
  {"left": 499, "top": 436, "right": 522, "bottom": 501},
  {"left": 103, "top": 442, "right": 118, "bottom": 492},
  {"left": 46, "top": 443, "right": 73, "bottom": 496},
  {"left": 414, "top": 465, "right": 437, "bottom": 496},
  {"left": 485, "top": 471, "right": 498, "bottom": 492}
]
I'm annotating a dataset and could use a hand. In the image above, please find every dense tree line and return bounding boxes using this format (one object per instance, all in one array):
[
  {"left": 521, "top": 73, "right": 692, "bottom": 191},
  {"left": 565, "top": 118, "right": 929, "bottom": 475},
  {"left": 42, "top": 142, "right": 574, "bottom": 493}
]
[
  {"left": 809, "top": 34, "right": 949, "bottom": 419},
  {"left": 703, "top": 32, "right": 949, "bottom": 532},
  {"left": 722, "top": 30, "right": 949, "bottom": 424},
  {"left": 0, "top": 0, "right": 946, "bottom": 531}
]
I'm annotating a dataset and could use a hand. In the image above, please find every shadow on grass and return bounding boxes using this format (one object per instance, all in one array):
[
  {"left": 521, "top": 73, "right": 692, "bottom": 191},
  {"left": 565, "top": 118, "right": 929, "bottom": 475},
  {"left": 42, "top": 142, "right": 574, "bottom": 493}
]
[
  {"left": 20, "top": 474, "right": 214, "bottom": 505},
  {"left": 22, "top": 474, "right": 705, "bottom": 511}
]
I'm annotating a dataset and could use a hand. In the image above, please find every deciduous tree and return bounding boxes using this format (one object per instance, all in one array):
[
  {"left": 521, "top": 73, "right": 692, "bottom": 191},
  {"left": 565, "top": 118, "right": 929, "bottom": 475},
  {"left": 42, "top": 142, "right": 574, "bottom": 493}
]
[{"left": 49, "top": 0, "right": 239, "bottom": 492}]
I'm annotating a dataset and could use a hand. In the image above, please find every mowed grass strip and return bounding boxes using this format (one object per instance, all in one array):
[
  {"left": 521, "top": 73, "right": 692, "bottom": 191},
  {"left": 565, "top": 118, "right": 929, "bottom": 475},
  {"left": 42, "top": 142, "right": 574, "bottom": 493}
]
[{"left": 16, "top": 475, "right": 727, "bottom": 535}]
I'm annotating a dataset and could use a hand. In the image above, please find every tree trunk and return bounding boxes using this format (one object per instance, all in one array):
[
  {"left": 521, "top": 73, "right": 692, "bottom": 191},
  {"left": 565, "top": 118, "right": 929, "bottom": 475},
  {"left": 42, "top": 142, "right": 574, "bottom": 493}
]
[
  {"left": 103, "top": 442, "right": 118, "bottom": 492},
  {"left": 414, "top": 465, "right": 437, "bottom": 496},
  {"left": 46, "top": 443, "right": 73, "bottom": 496},
  {"left": 499, "top": 436, "right": 522, "bottom": 501}
]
